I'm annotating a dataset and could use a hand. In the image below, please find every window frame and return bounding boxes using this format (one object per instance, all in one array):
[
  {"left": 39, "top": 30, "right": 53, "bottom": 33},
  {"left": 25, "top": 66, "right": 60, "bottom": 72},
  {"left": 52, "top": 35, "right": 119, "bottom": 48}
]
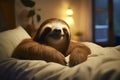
[{"left": 92, "top": 0, "right": 114, "bottom": 46}]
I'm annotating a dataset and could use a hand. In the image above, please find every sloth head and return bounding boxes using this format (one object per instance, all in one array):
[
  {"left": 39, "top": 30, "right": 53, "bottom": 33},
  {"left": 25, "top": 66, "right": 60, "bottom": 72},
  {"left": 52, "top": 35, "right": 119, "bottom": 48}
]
[{"left": 34, "top": 18, "right": 71, "bottom": 55}]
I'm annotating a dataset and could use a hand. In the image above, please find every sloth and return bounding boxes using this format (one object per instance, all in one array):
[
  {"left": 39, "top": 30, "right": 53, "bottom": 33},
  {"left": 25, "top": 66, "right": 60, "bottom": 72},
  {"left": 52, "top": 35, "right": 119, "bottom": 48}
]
[{"left": 12, "top": 18, "right": 91, "bottom": 67}]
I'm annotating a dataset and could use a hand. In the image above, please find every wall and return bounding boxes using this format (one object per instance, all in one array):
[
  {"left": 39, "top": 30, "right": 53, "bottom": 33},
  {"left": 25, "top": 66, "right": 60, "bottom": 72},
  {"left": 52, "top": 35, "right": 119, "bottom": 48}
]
[{"left": 15, "top": 0, "right": 92, "bottom": 41}]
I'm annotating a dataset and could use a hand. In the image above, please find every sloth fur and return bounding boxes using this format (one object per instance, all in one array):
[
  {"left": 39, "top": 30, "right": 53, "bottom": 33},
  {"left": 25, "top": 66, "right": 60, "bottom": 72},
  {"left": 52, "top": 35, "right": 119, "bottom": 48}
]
[{"left": 12, "top": 18, "right": 91, "bottom": 67}]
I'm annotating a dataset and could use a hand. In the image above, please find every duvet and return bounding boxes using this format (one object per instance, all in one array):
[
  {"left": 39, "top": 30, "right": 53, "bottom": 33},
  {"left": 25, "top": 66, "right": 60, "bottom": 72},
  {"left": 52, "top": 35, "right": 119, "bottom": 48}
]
[
  {"left": 0, "top": 27, "right": 120, "bottom": 80},
  {"left": 0, "top": 43, "right": 120, "bottom": 80}
]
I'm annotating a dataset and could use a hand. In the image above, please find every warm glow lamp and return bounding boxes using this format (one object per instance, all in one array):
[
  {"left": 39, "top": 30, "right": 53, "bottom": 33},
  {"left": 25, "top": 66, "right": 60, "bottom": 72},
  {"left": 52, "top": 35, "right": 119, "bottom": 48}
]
[{"left": 66, "top": 8, "right": 73, "bottom": 16}]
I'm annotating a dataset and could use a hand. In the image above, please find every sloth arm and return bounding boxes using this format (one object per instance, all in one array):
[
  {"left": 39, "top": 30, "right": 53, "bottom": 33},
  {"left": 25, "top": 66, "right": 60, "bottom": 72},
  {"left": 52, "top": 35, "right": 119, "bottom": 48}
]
[
  {"left": 12, "top": 39, "right": 66, "bottom": 65},
  {"left": 66, "top": 40, "right": 91, "bottom": 67}
]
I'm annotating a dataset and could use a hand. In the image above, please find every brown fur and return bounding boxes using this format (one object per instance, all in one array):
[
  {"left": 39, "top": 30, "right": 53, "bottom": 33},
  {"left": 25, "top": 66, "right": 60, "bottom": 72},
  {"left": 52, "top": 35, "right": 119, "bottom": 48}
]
[
  {"left": 12, "top": 18, "right": 91, "bottom": 67},
  {"left": 12, "top": 39, "right": 66, "bottom": 65},
  {"left": 12, "top": 38, "right": 91, "bottom": 67},
  {"left": 67, "top": 41, "right": 91, "bottom": 66}
]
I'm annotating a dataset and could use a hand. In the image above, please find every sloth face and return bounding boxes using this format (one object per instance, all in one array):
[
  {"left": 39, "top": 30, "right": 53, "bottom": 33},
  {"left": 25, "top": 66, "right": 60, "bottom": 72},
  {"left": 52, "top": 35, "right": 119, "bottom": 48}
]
[
  {"left": 34, "top": 18, "right": 71, "bottom": 55},
  {"left": 41, "top": 22, "right": 70, "bottom": 40}
]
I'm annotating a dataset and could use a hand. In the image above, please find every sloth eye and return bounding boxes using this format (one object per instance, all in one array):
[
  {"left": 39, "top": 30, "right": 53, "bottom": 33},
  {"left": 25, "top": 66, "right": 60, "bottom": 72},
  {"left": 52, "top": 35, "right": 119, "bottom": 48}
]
[
  {"left": 38, "top": 27, "right": 51, "bottom": 43},
  {"left": 63, "top": 28, "right": 68, "bottom": 33},
  {"left": 41, "top": 27, "right": 51, "bottom": 36},
  {"left": 44, "top": 27, "right": 51, "bottom": 33}
]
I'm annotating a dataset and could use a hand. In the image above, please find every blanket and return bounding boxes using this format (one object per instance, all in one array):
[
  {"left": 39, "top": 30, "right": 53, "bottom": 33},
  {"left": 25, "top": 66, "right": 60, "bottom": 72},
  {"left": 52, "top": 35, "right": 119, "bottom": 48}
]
[{"left": 0, "top": 42, "right": 120, "bottom": 80}]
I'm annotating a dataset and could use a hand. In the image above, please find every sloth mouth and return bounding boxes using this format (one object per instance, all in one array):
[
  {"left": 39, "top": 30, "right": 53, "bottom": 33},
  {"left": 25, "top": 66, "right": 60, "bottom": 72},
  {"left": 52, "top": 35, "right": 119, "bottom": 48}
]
[{"left": 49, "top": 34, "right": 64, "bottom": 39}]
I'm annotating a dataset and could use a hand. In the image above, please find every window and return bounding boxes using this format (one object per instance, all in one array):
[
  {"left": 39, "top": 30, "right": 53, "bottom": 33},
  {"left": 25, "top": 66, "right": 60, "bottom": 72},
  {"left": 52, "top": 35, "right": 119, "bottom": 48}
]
[
  {"left": 92, "top": 0, "right": 114, "bottom": 46},
  {"left": 113, "top": 0, "right": 120, "bottom": 45}
]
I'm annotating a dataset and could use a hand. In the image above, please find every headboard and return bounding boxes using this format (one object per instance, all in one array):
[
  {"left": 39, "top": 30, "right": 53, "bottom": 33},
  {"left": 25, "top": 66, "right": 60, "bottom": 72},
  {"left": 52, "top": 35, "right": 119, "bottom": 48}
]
[{"left": 0, "top": 0, "right": 15, "bottom": 32}]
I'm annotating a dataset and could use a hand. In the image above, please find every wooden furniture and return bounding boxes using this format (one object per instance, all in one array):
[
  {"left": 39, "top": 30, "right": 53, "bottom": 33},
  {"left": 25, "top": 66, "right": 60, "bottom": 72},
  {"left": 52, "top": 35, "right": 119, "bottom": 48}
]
[{"left": 0, "top": 0, "right": 15, "bottom": 31}]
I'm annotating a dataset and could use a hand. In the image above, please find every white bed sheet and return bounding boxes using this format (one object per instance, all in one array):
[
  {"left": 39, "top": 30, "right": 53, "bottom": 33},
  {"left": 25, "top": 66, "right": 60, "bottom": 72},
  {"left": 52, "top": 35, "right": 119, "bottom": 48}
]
[{"left": 0, "top": 42, "right": 120, "bottom": 80}]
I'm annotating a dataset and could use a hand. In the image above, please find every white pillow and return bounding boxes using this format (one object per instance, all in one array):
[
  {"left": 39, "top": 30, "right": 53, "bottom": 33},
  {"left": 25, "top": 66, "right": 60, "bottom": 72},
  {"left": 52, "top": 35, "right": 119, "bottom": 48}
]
[{"left": 0, "top": 26, "right": 31, "bottom": 59}]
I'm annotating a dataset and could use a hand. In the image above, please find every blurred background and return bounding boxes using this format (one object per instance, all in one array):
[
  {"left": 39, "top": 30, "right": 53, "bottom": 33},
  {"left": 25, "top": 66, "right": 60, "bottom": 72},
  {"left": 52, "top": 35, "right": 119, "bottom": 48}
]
[{"left": 0, "top": 0, "right": 120, "bottom": 46}]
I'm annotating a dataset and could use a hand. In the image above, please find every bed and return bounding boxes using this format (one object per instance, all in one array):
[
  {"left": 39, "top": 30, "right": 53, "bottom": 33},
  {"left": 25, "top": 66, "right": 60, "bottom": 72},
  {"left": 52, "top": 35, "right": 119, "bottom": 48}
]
[{"left": 0, "top": 26, "right": 120, "bottom": 80}]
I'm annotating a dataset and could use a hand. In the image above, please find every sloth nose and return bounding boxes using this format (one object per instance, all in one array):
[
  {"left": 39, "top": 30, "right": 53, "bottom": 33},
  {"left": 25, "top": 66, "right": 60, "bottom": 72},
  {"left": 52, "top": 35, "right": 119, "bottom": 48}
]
[{"left": 53, "top": 29, "right": 61, "bottom": 34}]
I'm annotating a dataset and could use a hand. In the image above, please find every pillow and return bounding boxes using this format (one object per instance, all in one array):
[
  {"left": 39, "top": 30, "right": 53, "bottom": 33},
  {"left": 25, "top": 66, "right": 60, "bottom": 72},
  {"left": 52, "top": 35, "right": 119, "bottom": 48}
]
[
  {"left": 82, "top": 42, "right": 104, "bottom": 56},
  {"left": 0, "top": 26, "right": 31, "bottom": 59}
]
